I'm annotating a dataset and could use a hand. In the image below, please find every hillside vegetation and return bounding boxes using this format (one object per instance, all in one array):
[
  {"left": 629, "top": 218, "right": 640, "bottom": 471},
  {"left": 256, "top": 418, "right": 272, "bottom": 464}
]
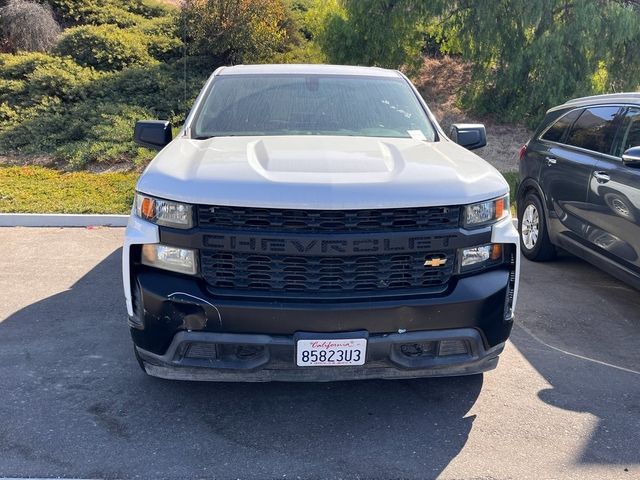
[{"left": 0, "top": 0, "right": 638, "bottom": 173}]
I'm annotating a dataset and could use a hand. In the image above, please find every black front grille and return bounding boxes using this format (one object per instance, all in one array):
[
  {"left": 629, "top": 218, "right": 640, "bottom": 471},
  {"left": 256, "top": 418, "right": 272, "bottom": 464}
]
[
  {"left": 196, "top": 205, "right": 461, "bottom": 298},
  {"left": 198, "top": 205, "right": 460, "bottom": 232},
  {"left": 201, "top": 250, "right": 455, "bottom": 296}
]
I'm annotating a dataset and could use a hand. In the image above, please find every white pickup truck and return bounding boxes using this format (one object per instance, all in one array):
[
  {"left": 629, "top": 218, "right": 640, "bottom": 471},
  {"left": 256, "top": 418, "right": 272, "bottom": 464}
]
[{"left": 122, "top": 64, "right": 519, "bottom": 381}]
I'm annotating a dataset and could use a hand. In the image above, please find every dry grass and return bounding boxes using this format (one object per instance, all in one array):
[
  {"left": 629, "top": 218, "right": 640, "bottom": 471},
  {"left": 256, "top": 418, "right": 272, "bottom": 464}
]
[{"left": 415, "top": 56, "right": 533, "bottom": 172}]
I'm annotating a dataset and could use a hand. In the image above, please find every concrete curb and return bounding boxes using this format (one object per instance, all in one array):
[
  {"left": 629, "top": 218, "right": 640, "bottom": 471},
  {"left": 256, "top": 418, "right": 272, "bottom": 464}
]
[{"left": 0, "top": 213, "right": 129, "bottom": 227}]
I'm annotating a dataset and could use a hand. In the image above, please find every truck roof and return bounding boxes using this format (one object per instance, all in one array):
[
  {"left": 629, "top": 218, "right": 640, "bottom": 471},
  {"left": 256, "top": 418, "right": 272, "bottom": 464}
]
[{"left": 216, "top": 64, "right": 401, "bottom": 78}]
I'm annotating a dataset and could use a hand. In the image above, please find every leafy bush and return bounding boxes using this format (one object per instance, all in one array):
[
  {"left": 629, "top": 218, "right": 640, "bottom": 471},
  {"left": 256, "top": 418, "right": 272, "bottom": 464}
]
[
  {"left": 180, "top": 0, "right": 295, "bottom": 64},
  {"left": 0, "top": 52, "right": 99, "bottom": 105},
  {"left": 0, "top": 0, "right": 61, "bottom": 53},
  {"left": 27, "top": 58, "right": 101, "bottom": 102},
  {"left": 0, "top": 54, "right": 210, "bottom": 168},
  {"left": 126, "top": 0, "right": 176, "bottom": 19},
  {"left": 56, "top": 24, "right": 153, "bottom": 70},
  {"left": 311, "top": 0, "right": 425, "bottom": 73},
  {"left": 0, "top": 101, "right": 156, "bottom": 168},
  {"left": 46, "top": 0, "right": 137, "bottom": 26},
  {"left": 0, "top": 51, "right": 62, "bottom": 78},
  {"left": 0, "top": 0, "right": 315, "bottom": 170}
]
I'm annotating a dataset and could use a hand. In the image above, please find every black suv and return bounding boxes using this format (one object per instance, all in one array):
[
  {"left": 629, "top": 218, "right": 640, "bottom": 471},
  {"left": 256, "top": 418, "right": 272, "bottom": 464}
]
[{"left": 517, "top": 93, "right": 640, "bottom": 289}]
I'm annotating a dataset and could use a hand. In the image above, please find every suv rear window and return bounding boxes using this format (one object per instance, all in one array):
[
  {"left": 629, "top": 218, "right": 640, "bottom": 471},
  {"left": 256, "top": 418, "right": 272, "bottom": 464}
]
[
  {"left": 565, "top": 106, "right": 621, "bottom": 155},
  {"left": 541, "top": 109, "right": 582, "bottom": 143}
]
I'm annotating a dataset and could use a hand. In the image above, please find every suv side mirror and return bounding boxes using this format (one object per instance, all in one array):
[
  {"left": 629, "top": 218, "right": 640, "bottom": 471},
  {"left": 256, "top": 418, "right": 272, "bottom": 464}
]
[
  {"left": 450, "top": 124, "right": 487, "bottom": 150},
  {"left": 134, "top": 120, "right": 172, "bottom": 149},
  {"left": 622, "top": 146, "right": 640, "bottom": 167}
]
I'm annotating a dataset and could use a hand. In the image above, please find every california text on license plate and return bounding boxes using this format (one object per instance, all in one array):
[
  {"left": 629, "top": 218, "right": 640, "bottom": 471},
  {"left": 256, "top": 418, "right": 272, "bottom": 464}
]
[{"left": 296, "top": 338, "right": 367, "bottom": 367}]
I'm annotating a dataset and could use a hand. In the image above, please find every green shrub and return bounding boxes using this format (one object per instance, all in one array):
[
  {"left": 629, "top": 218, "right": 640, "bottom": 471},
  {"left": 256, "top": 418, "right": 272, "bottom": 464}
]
[
  {"left": 89, "top": 60, "right": 210, "bottom": 121},
  {"left": 56, "top": 24, "right": 153, "bottom": 70},
  {"left": 46, "top": 0, "right": 175, "bottom": 26},
  {"left": 126, "top": 0, "right": 177, "bottom": 19},
  {"left": 180, "top": 0, "right": 295, "bottom": 64},
  {"left": 0, "top": 101, "right": 156, "bottom": 168},
  {"left": 142, "top": 32, "right": 182, "bottom": 62},
  {"left": 80, "top": 5, "right": 142, "bottom": 28},
  {"left": 0, "top": 52, "right": 99, "bottom": 105},
  {"left": 0, "top": 51, "right": 62, "bottom": 78},
  {"left": 27, "top": 58, "right": 101, "bottom": 102},
  {"left": 0, "top": 54, "right": 212, "bottom": 168},
  {"left": 0, "top": 78, "right": 26, "bottom": 105},
  {"left": 0, "top": 101, "right": 18, "bottom": 123},
  {"left": 59, "top": 102, "right": 156, "bottom": 167}
]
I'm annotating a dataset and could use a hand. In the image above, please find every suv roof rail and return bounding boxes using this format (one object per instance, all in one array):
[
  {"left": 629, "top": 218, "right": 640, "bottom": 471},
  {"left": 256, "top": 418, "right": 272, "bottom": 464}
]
[{"left": 564, "top": 92, "right": 640, "bottom": 105}]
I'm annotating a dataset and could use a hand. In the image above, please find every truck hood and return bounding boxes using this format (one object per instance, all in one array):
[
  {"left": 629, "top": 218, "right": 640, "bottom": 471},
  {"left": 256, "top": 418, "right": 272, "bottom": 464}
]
[{"left": 137, "top": 136, "right": 508, "bottom": 209}]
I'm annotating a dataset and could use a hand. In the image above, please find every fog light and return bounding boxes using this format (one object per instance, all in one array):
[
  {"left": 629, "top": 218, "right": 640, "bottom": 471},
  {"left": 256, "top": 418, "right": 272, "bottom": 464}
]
[
  {"left": 400, "top": 342, "right": 437, "bottom": 357},
  {"left": 236, "top": 345, "right": 265, "bottom": 359},
  {"left": 141, "top": 244, "right": 198, "bottom": 275},
  {"left": 458, "top": 243, "right": 503, "bottom": 273},
  {"left": 461, "top": 245, "right": 491, "bottom": 267}
]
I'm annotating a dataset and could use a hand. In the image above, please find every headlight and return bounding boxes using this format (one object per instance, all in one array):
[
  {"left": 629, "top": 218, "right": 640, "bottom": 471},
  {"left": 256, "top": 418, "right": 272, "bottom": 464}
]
[
  {"left": 135, "top": 193, "right": 193, "bottom": 229},
  {"left": 463, "top": 194, "right": 509, "bottom": 228},
  {"left": 141, "top": 244, "right": 198, "bottom": 275},
  {"left": 458, "top": 243, "right": 503, "bottom": 273}
]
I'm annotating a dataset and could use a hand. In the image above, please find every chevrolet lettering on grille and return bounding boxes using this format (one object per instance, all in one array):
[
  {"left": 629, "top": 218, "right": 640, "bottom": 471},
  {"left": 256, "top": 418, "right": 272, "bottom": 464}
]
[{"left": 202, "top": 233, "right": 457, "bottom": 256}]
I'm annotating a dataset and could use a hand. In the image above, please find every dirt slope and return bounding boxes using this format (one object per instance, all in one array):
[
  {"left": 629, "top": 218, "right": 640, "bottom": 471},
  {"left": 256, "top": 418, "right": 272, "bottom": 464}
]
[{"left": 415, "top": 56, "right": 533, "bottom": 172}]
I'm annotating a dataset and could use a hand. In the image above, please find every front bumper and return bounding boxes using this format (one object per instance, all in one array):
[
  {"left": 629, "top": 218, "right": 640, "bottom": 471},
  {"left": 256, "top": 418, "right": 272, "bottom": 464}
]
[
  {"left": 136, "top": 329, "right": 505, "bottom": 382},
  {"left": 130, "top": 266, "right": 514, "bottom": 381},
  {"left": 124, "top": 214, "right": 519, "bottom": 381}
]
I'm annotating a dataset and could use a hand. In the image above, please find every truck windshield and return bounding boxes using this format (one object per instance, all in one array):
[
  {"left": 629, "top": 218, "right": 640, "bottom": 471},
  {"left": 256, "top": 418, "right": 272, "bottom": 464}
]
[{"left": 191, "top": 74, "right": 436, "bottom": 140}]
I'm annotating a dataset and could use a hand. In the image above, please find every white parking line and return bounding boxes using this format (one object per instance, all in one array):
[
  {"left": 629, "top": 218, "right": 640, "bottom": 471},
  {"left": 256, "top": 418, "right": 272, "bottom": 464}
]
[{"left": 517, "top": 323, "right": 640, "bottom": 376}]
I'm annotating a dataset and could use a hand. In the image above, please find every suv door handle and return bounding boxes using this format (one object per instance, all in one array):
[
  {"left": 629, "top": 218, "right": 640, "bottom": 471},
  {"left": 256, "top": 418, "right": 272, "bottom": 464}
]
[
  {"left": 546, "top": 157, "right": 557, "bottom": 166},
  {"left": 594, "top": 171, "right": 610, "bottom": 183}
]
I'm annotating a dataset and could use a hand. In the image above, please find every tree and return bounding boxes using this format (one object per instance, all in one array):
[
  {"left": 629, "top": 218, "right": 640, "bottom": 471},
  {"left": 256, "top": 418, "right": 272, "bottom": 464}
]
[
  {"left": 180, "top": 0, "right": 295, "bottom": 65},
  {"left": 0, "top": 0, "right": 61, "bottom": 53},
  {"left": 311, "top": 0, "right": 427, "bottom": 73},
  {"left": 315, "top": 0, "right": 640, "bottom": 124},
  {"left": 433, "top": 0, "right": 640, "bottom": 123}
]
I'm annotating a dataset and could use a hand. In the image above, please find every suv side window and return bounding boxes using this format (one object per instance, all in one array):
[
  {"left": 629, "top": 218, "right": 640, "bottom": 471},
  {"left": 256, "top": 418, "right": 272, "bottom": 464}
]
[
  {"left": 565, "top": 106, "right": 622, "bottom": 155},
  {"left": 541, "top": 109, "right": 582, "bottom": 143},
  {"left": 614, "top": 108, "right": 640, "bottom": 157}
]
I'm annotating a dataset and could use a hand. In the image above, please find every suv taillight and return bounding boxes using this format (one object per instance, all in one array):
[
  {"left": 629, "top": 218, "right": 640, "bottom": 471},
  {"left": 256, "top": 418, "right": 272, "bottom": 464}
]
[{"left": 518, "top": 143, "right": 528, "bottom": 161}]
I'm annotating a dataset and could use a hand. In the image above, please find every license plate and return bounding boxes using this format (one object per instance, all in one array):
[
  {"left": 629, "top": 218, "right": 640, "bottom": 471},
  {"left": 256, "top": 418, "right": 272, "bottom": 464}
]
[{"left": 296, "top": 338, "right": 367, "bottom": 367}]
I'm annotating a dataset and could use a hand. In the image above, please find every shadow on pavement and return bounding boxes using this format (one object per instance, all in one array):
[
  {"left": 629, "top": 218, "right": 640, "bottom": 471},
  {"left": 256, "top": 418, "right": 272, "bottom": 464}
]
[
  {"left": 510, "top": 251, "right": 640, "bottom": 467},
  {"left": 0, "top": 249, "right": 483, "bottom": 479}
]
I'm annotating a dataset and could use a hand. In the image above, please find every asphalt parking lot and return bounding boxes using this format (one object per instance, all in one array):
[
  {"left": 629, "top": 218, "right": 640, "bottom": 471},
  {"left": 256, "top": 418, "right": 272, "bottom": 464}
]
[{"left": 0, "top": 227, "right": 638, "bottom": 480}]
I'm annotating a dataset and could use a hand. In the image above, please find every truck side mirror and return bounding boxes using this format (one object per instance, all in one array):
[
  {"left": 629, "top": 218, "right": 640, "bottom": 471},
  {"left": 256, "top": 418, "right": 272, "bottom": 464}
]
[
  {"left": 134, "top": 120, "right": 172, "bottom": 149},
  {"left": 622, "top": 146, "right": 640, "bottom": 168},
  {"left": 450, "top": 124, "right": 487, "bottom": 150}
]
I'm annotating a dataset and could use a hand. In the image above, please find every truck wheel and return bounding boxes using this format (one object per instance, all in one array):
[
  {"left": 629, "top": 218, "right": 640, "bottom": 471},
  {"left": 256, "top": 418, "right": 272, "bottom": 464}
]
[{"left": 519, "top": 192, "right": 556, "bottom": 261}]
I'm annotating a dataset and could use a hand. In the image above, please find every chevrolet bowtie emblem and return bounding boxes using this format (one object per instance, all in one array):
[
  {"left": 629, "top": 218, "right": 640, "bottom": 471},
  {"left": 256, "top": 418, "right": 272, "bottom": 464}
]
[{"left": 424, "top": 257, "right": 447, "bottom": 267}]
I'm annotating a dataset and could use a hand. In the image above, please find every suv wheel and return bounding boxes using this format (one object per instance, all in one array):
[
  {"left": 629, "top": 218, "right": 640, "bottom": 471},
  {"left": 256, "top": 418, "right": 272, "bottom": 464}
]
[{"left": 519, "top": 192, "right": 556, "bottom": 261}]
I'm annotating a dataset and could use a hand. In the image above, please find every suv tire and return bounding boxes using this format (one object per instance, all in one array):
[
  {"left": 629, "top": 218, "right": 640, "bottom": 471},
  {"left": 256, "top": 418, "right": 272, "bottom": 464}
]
[{"left": 519, "top": 192, "right": 556, "bottom": 261}]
